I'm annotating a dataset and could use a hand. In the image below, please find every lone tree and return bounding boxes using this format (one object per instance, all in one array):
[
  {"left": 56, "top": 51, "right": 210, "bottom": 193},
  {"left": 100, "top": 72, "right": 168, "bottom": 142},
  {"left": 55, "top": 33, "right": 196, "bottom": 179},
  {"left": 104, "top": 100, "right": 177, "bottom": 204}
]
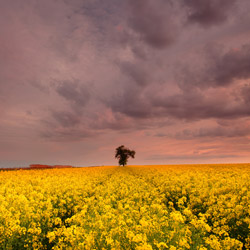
[{"left": 115, "top": 145, "right": 135, "bottom": 166}]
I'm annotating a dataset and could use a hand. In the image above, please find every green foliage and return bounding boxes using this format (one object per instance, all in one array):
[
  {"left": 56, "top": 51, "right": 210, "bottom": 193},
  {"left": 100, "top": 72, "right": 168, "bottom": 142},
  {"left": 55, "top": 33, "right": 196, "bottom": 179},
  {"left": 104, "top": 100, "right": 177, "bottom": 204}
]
[{"left": 115, "top": 145, "right": 135, "bottom": 166}]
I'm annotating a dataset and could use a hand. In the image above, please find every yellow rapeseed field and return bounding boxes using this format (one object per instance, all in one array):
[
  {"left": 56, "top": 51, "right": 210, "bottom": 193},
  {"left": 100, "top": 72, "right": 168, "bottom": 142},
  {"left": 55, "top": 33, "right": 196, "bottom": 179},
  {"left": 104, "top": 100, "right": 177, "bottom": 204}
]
[{"left": 0, "top": 164, "right": 249, "bottom": 249}]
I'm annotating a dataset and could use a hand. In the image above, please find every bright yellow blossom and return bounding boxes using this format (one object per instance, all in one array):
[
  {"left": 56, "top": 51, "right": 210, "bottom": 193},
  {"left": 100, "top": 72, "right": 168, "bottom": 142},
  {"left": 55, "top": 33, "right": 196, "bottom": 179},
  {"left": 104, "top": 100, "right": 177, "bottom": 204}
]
[{"left": 0, "top": 164, "right": 249, "bottom": 249}]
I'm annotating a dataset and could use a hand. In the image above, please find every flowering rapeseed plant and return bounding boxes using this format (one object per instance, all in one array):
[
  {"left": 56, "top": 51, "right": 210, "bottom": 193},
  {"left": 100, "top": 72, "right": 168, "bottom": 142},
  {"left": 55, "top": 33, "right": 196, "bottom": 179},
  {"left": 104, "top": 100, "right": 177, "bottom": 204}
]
[{"left": 0, "top": 164, "right": 249, "bottom": 249}]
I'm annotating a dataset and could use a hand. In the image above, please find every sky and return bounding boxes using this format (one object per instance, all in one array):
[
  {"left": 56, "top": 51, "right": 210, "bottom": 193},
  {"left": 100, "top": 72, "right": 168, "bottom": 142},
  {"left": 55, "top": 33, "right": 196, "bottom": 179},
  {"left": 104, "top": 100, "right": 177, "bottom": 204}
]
[{"left": 1, "top": 0, "right": 250, "bottom": 167}]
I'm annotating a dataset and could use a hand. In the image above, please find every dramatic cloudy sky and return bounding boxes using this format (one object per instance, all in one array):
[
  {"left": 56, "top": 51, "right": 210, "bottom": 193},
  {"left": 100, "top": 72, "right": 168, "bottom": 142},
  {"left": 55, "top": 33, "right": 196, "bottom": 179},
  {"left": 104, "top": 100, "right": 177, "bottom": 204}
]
[{"left": 1, "top": 0, "right": 250, "bottom": 167}]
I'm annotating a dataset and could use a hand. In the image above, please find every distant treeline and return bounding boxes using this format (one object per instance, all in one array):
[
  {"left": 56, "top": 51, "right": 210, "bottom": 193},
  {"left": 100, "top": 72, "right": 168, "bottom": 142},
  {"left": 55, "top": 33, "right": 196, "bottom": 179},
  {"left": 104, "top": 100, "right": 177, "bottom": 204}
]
[{"left": 0, "top": 164, "right": 74, "bottom": 171}]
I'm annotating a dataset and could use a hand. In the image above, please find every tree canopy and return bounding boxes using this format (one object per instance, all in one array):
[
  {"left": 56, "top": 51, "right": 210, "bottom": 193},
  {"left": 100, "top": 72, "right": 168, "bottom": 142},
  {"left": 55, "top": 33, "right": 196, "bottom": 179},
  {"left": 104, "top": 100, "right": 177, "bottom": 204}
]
[{"left": 115, "top": 145, "right": 135, "bottom": 166}]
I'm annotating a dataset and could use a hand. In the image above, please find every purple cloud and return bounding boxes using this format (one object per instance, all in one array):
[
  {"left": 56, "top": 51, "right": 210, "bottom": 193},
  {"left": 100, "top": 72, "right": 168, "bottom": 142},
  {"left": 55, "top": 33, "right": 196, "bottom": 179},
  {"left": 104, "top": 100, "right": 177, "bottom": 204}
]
[
  {"left": 1, "top": 0, "right": 250, "bottom": 167},
  {"left": 183, "top": 0, "right": 237, "bottom": 27},
  {"left": 127, "top": 0, "right": 178, "bottom": 49}
]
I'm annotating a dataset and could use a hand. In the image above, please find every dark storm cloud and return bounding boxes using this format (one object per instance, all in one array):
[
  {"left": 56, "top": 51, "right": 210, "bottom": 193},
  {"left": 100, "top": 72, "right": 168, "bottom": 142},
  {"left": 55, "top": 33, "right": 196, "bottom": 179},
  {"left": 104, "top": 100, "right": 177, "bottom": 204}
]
[
  {"left": 51, "top": 110, "right": 81, "bottom": 128},
  {"left": 40, "top": 127, "right": 95, "bottom": 142},
  {"left": 109, "top": 81, "right": 250, "bottom": 123},
  {"left": 175, "top": 124, "right": 250, "bottom": 139},
  {"left": 1, "top": 0, "right": 250, "bottom": 165},
  {"left": 127, "top": 0, "right": 178, "bottom": 49},
  {"left": 151, "top": 91, "right": 250, "bottom": 120},
  {"left": 119, "top": 61, "right": 151, "bottom": 87},
  {"left": 178, "top": 43, "right": 250, "bottom": 90},
  {"left": 40, "top": 80, "right": 93, "bottom": 140},
  {"left": 183, "top": 0, "right": 237, "bottom": 27},
  {"left": 109, "top": 86, "right": 152, "bottom": 119},
  {"left": 41, "top": 108, "right": 95, "bottom": 142},
  {"left": 56, "top": 80, "right": 90, "bottom": 111},
  {"left": 241, "top": 84, "right": 250, "bottom": 104},
  {"left": 210, "top": 44, "right": 250, "bottom": 86},
  {"left": 110, "top": 0, "right": 250, "bottom": 124}
]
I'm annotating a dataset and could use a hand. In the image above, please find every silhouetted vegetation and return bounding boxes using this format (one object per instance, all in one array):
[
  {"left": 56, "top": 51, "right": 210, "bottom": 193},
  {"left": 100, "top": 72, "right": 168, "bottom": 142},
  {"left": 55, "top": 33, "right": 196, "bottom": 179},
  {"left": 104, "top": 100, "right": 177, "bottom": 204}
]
[{"left": 115, "top": 145, "right": 135, "bottom": 166}]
